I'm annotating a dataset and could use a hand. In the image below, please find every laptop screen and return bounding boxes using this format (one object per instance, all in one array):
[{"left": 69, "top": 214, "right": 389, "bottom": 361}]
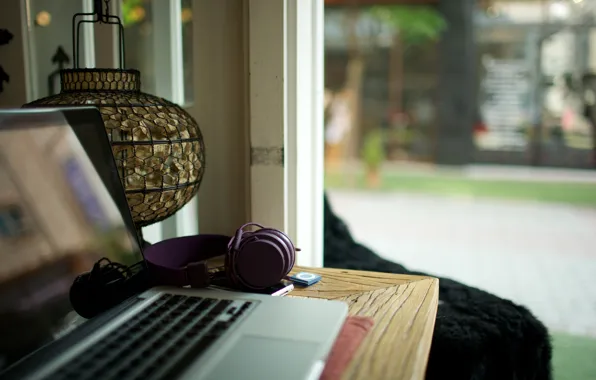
[{"left": 0, "top": 108, "right": 143, "bottom": 370}]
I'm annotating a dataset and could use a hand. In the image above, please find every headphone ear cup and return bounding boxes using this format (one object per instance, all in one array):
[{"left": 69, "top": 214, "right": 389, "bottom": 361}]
[
  {"left": 229, "top": 239, "right": 286, "bottom": 290},
  {"left": 70, "top": 272, "right": 99, "bottom": 319},
  {"left": 254, "top": 231, "right": 290, "bottom": 275},
  {"left": 70, "top": 259, "right": 131, "bottom": 319},
  {"left": 225, "top": 224, "right": 297, "bottom": 290},
  {"left": 255, "top": 229, "right": 295, "bottom": 274}
]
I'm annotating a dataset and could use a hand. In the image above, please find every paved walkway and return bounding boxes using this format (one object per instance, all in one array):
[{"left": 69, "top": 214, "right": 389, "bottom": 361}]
[{"left": 327, "top": 189, "right": 596, "bottom": 338}]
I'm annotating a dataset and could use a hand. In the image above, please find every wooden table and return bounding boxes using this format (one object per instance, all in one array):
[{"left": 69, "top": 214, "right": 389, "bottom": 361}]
[{"left": 290, "top": 266, "right": 439, "bottom": 380}]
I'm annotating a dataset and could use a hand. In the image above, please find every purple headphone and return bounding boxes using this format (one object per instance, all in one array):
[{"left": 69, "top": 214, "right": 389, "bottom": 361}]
[{"left": 143, "top": 223, "right": 298, "bottom": 291}]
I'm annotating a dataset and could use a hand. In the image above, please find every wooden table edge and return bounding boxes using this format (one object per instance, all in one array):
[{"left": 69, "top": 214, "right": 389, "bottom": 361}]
[{"left": 291, "top": 266, "right": 439, "bottom": 380}]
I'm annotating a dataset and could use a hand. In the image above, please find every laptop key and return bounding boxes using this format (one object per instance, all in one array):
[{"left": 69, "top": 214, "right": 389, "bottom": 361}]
[{"left": 207, "top": 299, "right": 232, "bottom": 316}]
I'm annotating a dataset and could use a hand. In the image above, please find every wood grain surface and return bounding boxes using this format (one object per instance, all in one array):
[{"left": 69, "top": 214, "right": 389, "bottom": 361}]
[{"left": 290, "top": 267, "right": 439, "bottom": 380}]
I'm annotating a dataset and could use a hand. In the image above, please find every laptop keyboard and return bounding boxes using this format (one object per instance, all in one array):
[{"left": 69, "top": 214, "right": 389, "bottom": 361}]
[{"left": 50, "top": 294, "right": 253, "bottom": 380}]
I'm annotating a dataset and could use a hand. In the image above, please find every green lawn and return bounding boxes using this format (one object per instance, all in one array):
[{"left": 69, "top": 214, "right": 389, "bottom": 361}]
[
  {"left": 325, "top": 171, "right": 596, "bottom": 207},
  {"left": 552, "top": 333, "right": 596, "bottom": 380}
]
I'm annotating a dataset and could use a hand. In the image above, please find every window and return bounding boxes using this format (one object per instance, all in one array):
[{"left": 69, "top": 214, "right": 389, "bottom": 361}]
[
  {"left": 0, "top": 205, "right": 27, "bottom": 238},
  {"left": 121, "top": 0, "right": 194, "bottom": 105},
  {"left": 474, "top": 0, "right": 596, "bottom": 166},
  {"left": 28, "top": 0, "right": 95, "bottom": 99}
]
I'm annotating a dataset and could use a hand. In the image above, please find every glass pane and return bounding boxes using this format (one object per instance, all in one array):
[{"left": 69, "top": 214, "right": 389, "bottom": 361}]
[
  {"left": 473, "top": 0, "right": 596, "bottom": 166},
  {"left": 324, "top": 4, "right": 440, "bottom": 174},
  {"left": 121, "top": 0, "right": 194, "bottom": 104},
  {"left": 122, "top": 0, "right": 156, "bottom": 94},
  {"left": 323, "top": 1, "right": 596, "bottom": 379},
  {"left": 28, "top": 0, "right": 93, "bottom": 99}
]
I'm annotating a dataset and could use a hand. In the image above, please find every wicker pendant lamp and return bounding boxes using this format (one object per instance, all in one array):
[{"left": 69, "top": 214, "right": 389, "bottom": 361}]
[{"left": 23, "top": 0, "right": 205, "bottom": 238}]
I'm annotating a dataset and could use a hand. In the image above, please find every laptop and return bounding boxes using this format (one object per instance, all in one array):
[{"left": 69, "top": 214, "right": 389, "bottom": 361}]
[{"left": 0, "top": 108, "right": 348, "bottom": 380}]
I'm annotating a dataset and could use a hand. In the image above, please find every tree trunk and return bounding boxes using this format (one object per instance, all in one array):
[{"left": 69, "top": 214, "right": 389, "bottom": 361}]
[
  {"left": 435, "top": 0, "right": 476, "bottom": 165},
  {"left": 340, "top": 6, "right": 366, "bottom": 163},
  {"left": 389, "top": 33, "right": 403, "bottom": 115}
]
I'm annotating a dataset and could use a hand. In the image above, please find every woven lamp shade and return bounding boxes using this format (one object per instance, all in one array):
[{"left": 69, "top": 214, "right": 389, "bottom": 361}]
[{"left": 24, "top": 68, "right": 205, "bottom": 232}]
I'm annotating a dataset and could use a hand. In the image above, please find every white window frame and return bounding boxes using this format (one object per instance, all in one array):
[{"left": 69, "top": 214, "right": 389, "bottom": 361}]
[
  {"left": 288, "top": 0, "right": 325, "bottom": 268},
  {"left": 194, "top": 0, "right": 325, "bottom": 267}
]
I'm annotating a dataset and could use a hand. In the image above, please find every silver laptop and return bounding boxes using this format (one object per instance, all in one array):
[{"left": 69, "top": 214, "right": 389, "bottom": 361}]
[{"left": 0, "top": 108, "right": 348, "bottom": 380}]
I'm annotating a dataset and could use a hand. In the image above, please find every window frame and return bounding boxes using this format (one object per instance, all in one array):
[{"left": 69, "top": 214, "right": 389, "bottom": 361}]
[{"left": 194, "top": 0, "right": 325, "bottom": 267}]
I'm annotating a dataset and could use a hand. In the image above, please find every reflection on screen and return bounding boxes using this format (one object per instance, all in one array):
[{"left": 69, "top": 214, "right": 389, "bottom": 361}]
[{"left": 0, "top": 123, "right": 141, "bottom": 370}]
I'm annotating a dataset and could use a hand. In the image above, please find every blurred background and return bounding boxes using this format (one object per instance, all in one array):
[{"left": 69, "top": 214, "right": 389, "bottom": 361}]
[{"left": 323, "top": 0, "right": 596, "bottom": 379}]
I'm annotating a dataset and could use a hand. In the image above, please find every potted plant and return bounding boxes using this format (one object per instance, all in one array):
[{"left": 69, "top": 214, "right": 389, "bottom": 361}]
[{"left": 361, "top": 128, "right": 386, "bottom": 188}]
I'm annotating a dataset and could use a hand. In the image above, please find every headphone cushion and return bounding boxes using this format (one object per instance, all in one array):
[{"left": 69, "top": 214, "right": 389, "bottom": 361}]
[
  {"left": 252, "top": 229, "right": 295, "bottom": 274},
  {"left": 233, "top": 239, "right": 286, "bottom": 289}
]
